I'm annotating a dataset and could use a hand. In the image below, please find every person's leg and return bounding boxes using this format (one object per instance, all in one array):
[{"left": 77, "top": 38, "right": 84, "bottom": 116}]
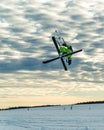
[{"left": 68, "top": 59, "right": 72, "bottom": 65}]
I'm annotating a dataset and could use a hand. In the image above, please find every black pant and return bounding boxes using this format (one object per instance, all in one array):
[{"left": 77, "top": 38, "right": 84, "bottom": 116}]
[{"left": 67, "top": 59, "right": 72, "bottom": 65}]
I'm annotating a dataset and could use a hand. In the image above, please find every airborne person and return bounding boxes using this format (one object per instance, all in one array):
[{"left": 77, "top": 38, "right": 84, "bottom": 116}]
[{"left": 43, "top": 35, "right": 82, "bottom": 71}]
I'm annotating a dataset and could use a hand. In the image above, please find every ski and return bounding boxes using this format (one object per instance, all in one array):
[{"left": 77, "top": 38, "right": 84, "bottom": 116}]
[
  {"left": 52, "top": 36, "right": 68, "bottom": 71},
  {"left": 43, "top": 49, "right": 82, "bottom": 64}
]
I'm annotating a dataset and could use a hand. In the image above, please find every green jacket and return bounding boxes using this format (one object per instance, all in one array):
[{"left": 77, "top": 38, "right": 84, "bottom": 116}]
[{"left": 59, "top": 44, "right": 73, "bottom": 59}]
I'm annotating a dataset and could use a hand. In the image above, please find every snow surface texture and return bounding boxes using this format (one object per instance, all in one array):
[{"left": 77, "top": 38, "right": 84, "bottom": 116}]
[{"left": 0, "top": 104, "right": 104, "bottom": 130}]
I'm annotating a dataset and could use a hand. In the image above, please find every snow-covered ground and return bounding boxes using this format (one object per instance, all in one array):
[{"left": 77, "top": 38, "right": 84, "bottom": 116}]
[{"left": 0, "top": 103, "right": 104, "bottom": 130}]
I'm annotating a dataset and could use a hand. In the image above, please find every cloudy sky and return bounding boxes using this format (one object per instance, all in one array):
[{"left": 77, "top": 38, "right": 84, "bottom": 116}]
[{"left": 0, "top": 0, "right": 104, "bottom": 108}]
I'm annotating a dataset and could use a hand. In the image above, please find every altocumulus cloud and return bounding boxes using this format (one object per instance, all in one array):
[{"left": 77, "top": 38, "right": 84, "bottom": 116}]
[{"left": 0, "top": 0, "right": 104, "bottom": 102}]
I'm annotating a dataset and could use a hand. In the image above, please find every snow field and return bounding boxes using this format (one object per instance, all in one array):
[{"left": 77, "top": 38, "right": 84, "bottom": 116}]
[{"left": 0, "top": 104, "right": 104, "bottom": 130}]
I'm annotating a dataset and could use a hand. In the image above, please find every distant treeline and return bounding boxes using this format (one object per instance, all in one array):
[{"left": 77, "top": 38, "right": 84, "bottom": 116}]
[
  {"left": 76, "top": 101, "right": 104, "bottom": 105},
  {"left": 0, "top": 106, "right": 29, "bottom": 111},
  {"left": 1, "top": 101, "right": 104, "bottom": 111},
  {"left": 0, "top": 105, "right": 60, "bottom": 111}
]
